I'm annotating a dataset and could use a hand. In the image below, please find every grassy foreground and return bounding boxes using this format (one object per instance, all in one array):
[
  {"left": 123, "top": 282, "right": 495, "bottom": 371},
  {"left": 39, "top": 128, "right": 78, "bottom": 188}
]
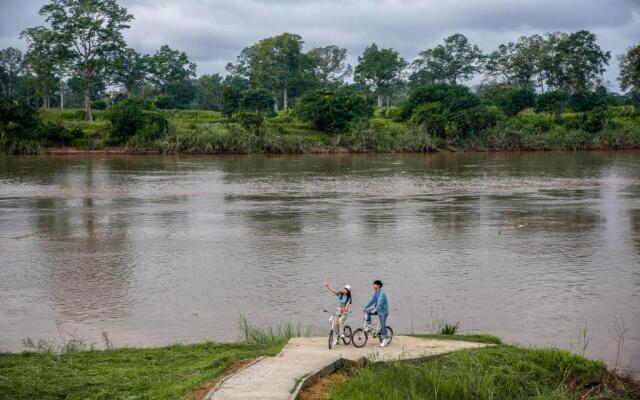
[
  {"left": 1, "top": 332, "right": 638, "bottom": 399},
  {"left": 320, "top": 336, "right": 639, "bottom": 400},
  {"left": 0, "top": 342, "right": 282, "bottom": 400}
]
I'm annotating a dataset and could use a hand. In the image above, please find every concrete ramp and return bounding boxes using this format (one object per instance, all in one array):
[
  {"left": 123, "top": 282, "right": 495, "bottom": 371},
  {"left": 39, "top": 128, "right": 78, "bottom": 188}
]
[{"left": 205, "top": 336, "right": 487, "bottom": 400}]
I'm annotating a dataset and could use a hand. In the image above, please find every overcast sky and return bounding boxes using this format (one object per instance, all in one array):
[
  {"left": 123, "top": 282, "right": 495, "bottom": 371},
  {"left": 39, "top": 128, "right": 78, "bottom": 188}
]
[{"left": 1, "top": 0, "right": 639, "bottom": 90}]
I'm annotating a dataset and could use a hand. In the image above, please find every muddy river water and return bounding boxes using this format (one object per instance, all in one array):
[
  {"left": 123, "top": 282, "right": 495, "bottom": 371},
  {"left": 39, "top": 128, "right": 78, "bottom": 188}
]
[{"left": 1, "top": 152, "right": 638, "bottom": 371}]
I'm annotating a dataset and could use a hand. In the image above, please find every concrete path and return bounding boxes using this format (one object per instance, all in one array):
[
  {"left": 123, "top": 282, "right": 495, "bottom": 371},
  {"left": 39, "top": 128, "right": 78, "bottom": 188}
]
[{"left": 205, "top": 336, "right": 487, "bottom": 400}]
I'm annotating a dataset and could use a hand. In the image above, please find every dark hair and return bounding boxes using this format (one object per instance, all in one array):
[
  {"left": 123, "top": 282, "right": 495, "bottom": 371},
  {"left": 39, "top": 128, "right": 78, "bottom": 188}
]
[{"left": 373, "top": 280, "right": 383, "bottom": 287}]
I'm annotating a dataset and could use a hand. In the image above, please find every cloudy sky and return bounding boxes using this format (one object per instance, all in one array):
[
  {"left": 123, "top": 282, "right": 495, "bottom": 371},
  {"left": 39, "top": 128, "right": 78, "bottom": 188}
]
[{"left": 1, "top": 0, "right": 639, "bottom": 90}]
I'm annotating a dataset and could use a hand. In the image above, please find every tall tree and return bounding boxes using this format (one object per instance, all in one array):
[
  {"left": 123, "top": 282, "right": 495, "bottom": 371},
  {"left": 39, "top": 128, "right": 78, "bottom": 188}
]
[
  {"left": 484, "top": 35, "right": 544, "bottom": 89},
  {"left": 227, "top": 33, "right": 304, "bottom": 111},
  {"left": 618, "top": 44, "right": 640, "bottom": 101},
  {"left": 20, "top": 27, "right": 58, "bottom": 108},
  {"left": 306, "top": 45, "right": 352, "bottom": 87},
  {"left": 354, "top": 43, "right": 406, "bottom": 107},
  {"left": 412, "top": 34, "right": 482, "bottom": 85},
  {"left": 147, "top": 45, "right": 196, "bottom": 95},
  {"left": 113, "top": 48, "right": 148, "bottom": 97},
  {"left": 0, "top": 47, "right": 23, "bottom": 97},
  {"left": 541, "top": 30, "right": 610, "bottom": 93},
  {"left": 35, "top": 0, "right": 133, "bottom": 121},
  {"left": 193, "top": 73, "right": 223, "bottom": 110}
]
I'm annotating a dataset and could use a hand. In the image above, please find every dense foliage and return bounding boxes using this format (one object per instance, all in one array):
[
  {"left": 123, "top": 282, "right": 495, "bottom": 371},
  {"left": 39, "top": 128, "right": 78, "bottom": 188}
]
[
  {"left": 0, "top": 0, "right": 638, "bottom": 154},
  {"left": 106, "top": 98, "right": 168, "bottom": 145},
  {"left": 296, "top": 89, "right": 372, "bottom": 132}
]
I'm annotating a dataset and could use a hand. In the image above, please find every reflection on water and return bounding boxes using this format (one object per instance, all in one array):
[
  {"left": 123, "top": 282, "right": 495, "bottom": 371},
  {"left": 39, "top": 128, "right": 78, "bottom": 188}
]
[{"left": 0, "top": 152, "right": 639, "bottom": 372}]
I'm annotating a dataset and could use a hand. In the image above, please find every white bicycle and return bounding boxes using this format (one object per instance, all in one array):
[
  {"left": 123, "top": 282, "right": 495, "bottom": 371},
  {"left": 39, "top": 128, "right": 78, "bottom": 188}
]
[
  {"left": 351, "top": 314, "right": 393, "bottom": 348},
  {"left": 324, "top": 310, "right": 352, "bottom": 349}
]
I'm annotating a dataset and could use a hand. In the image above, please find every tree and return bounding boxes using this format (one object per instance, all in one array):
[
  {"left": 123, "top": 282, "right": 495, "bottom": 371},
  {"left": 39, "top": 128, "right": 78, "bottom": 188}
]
[
  {"left": 20, "top": 26, "right": 62, "bottom": 108},
  {"left": 148, "top": 45, "right": 196, "bottom": 94},
  {"left": 193, "top": 74, "right": 223, "bottom": 110},
  {"left": 618, "top": 45, "right": 640, "bottom": 102},
  {"left": 220, "top": 76, "right": 250, "bottom": 117},
  {"left": 480, "top": 84, "right": 536, "bottom": 116},
  {"left": 485, "top": 35, "right": 544, "bottom": 89},
  {"left": 400, "top": 83, "right": 480, "bottom": 120},
  {"left": 412, "top": 34, "right": 482, "bottom": 85},
  {"left": 535, "top": 90, "right": 569, "bottom": 120},
  {"left": 113, "top": 48, "right": 148, "bottom": 97},
  {"left": 354, "top": 43, "right": 406, "bottom": 107},
  {"left": 0, "top": 47, "right": 23, "bottom": 97},
  {"left": 541, "top": 30, "right": 610, "bottom": 93},
  {"left": 238, "top": 88, "right": 273, "bottom": 133},
  {"left": 35, "top": 0, "right": 133, "bottom": 121},
  {"left": 228, "top": 33, "right": 304, "bottom": 111},
  {"left": 306, "top": 45, "right": 352, "bottom": 87},
  {"left": 296, "top": 89, "right": 372, "bottom": 133}
]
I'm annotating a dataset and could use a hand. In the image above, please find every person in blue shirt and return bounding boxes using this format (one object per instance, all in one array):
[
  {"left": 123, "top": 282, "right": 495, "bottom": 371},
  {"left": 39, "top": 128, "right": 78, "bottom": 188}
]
[
  {"left": 363, "top": 279, "right": 390, "bottom": 347},
  {"left": 324, "top": 282, "right": 352, "bottom": 344}
]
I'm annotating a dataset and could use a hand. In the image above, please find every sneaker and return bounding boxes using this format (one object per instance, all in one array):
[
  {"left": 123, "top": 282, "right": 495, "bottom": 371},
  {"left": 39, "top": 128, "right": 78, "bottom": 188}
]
[
  {"left": 339, "top": 334, "right": 345, "bottom": 339},
  {"left": 332, "top": 337, "right": 339, "bottom": 346},
  {"left": 379, "top": 337, "right": 390, "bottom": 348}
]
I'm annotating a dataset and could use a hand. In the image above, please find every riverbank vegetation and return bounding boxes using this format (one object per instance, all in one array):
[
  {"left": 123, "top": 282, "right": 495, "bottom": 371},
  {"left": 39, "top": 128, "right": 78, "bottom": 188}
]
[
  {"left": 1, "top": 0, "right": 639, "bottom": 154},
  {"left": 315, "top": 344, "right": 640, "bottom": 400},
  {"left": 2, "top": 331, "right": 638, "bottom": 400}
]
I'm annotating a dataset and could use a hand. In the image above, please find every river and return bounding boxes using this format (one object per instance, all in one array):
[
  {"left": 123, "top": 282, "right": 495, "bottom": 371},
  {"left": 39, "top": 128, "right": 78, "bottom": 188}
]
[{"left": 0, "top": 152, "right": 638, "bottom": 371}]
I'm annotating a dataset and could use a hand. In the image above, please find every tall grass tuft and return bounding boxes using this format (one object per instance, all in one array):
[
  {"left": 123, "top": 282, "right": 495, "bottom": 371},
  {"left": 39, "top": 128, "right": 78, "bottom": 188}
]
[
  {"left": 440, "top": 323, "right": 460, "bottom": 335},
  {"left": 239, "top": 314, "right": 310, "bottom": 347}
]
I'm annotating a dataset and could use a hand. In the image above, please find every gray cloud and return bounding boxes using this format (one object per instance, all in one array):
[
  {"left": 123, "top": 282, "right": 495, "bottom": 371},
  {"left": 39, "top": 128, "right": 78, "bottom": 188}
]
[{"left": 1, "top": 0, "right": 639, "bottom": 90}]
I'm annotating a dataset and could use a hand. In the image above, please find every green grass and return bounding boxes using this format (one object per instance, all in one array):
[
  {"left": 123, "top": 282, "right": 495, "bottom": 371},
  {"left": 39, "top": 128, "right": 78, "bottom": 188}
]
[
  {"left": 326, "top": 345, "right": 636, "bottom": 400},
  {"left": 239, "top": 313, "right": 311, "bottom": 347},
  {"left": 0, "top": 341, "right": 282, "bottom": 400}
]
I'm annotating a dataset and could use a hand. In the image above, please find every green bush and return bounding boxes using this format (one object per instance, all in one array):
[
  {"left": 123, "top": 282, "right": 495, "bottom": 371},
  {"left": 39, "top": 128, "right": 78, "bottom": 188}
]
[
  {"left": 401, "top": 83, "right": 480, "bottom": 120},
  {"left": 0, "top": 97, "right": 42, "bottom": 153},
  {"left": 581, "top": 106, "right": 613, "bottom": 133},
  {"left": 296, "top": 89, "right": 373, "bottom": 133},
  {"left": 107, "top": 98, "right": 169, "bottom": 145},
  {"left": 568, "top": 90, "right": 609, "bottom": 112},
  {"left": 480, "top": 84, "right": 536, "bottom": 116},
  {"left": 535, "top": 91, "right": 569, "bottom": 119},
  {"left": 154, "top": 95, "right": 177, "bottom": 110},
  {"left": 448, "top": 106, "right": 502, "bottom": 139},
  {"left": 410, "top": 102, "right": 447, "bottom": 137},
  {"left": 91, "top": 99, "right": 108, "bottom": 110}
]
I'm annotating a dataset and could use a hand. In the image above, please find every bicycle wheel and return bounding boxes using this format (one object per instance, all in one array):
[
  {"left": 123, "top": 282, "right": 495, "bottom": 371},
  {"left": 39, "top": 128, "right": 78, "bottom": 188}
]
[
  {"left": 342, "top": 326, "right": 352, "bottom": 345},
  {"left": 379, "top": 326, "right": 394, "bottom": 343},
  {"left": 351, "top": 328, "right": 367, "bottom": 348},
  {"left": 328, "top": 330, "right": 335, "bottom": 349}
]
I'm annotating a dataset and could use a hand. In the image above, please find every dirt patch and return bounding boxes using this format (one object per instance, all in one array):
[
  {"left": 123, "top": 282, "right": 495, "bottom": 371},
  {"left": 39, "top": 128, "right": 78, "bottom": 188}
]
[
  {"left": 183, "top": 359, "right": 254, "bottom": 400},
  {"left": 298, "top": 370, "right": 349, "bottom": 400},
  {"left": 569, "top": 370, "right": 640, "bottom": 399}
]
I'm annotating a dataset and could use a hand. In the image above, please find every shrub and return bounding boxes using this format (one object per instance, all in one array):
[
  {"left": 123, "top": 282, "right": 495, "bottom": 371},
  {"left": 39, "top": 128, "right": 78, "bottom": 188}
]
[
  {"left": 568, "top": 90, "right": 609, "bottom": 112},
  {"left": 238, "top": 89, "right": 274, "bottom": 133},
  {"left": 296, "top": 89, "right": 373, "bottom": 133},
  {"left": 410, "top": 102, "right": 447, "bottom": 137},
  {"left": 107, "top": 98, "right": 168, "bottom": 145},
  {"left": 581, "top": 106, "right": 613, "bottom": 133},
  {"left": 536, "top": 90, "right": 569, "bottom": 119},
  {"left": 0, "top": 97, "right": 41, "bottom": 152},
  {"left": 154, "top": 95, "right": 176, "bottom": 110},
  {"left": 91, "top": 99, "right": 108, "bottom": 110},
  {"left": 221, "top": 85, "right": 242, "bottom": 117},
  {"left": 448, "top": 105, "right": 502, "bottom": 138},
  {"left": 440, "top": 323, "right": 459, "bottom": 335},
  {"left": 480, "top": 84, "right": 536, "bottom": 116},
  {"left": 400, "top": 83, "right": 480, "bottom": 120}
]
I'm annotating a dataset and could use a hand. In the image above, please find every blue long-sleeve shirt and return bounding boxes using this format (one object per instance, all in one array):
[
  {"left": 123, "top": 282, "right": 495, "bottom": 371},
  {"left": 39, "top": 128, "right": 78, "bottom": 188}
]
[{"left": 364, "top": 290, "right": 389, "bottom": 315}]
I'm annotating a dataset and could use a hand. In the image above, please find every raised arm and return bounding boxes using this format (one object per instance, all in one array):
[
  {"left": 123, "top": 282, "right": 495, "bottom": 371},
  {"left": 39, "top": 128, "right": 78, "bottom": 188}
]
[{"left": 324, "top": 282, "right": 338, "bottom": 295}]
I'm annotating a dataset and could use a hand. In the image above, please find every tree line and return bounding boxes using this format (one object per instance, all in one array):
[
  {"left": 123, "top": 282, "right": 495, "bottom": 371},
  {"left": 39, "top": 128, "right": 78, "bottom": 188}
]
[{"left": 0, "top": 0, "right": 639, "bottom": 124}]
